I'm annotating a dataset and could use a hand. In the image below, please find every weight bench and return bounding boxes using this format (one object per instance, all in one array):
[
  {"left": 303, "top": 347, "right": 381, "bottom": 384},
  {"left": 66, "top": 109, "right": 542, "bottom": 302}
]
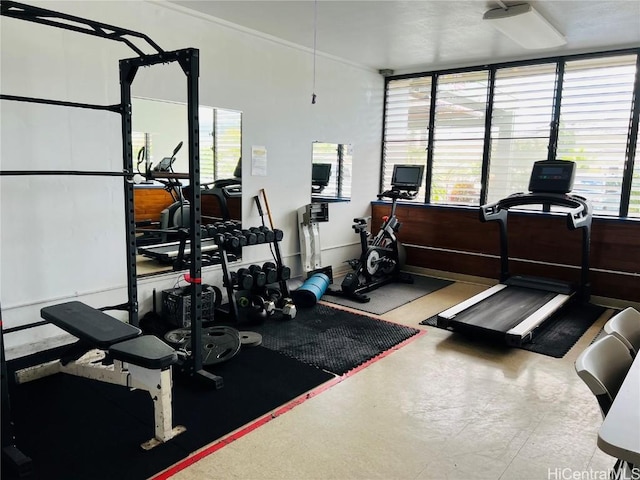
[{"left": 14, "top": 301, "right": 185, "bottom": 450}]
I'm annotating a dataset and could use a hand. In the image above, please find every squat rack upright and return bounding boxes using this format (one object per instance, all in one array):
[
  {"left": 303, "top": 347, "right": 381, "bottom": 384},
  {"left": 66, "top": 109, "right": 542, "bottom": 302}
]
[{"left": 0, "top": 1, "right": 216, "bottom": 381}]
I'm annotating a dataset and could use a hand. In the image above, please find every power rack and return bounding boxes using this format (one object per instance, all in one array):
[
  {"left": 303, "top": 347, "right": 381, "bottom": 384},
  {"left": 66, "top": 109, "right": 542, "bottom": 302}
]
[{"left": 1, "top": 2, "right": 218, "bottom": 473}]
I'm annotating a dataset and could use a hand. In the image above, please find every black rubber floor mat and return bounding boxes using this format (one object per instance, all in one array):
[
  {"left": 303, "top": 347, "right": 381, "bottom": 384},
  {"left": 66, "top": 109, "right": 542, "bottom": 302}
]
[
  {"left": 252, "top": 303, "right": 421, "bottom": 375},
  {"left": 3, "top": 346, "right": 334, "bottom": 480},
  {"left": 322, "top": 274, "right": 453, "bottom": 315}
]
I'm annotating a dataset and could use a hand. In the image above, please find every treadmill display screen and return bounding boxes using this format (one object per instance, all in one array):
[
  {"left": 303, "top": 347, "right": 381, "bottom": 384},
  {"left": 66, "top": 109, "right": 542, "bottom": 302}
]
[{"left": 528, "top": 160, "right": 576, "bottom": 193}]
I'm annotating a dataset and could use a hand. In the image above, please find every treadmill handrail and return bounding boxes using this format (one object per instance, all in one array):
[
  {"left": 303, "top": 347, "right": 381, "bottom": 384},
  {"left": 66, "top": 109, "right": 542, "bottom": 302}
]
[{"left": 481, "top": 192, "right": 592, "bottom": 230}]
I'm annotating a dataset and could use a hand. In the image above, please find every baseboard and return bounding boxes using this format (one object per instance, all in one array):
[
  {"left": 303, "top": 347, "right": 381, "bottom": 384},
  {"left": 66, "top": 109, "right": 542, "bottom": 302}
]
[{"left": 402, "top": 265, "right": 496, "bottom": 286}]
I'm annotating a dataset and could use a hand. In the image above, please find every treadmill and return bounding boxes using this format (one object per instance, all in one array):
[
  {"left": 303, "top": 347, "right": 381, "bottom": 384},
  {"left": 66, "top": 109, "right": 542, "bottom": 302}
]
[
  {"left": 138, "top": 237, "right": 219, "bottom": 264},
  {"left": 436, "top": 159, "right": 592, "bottom": 346}
]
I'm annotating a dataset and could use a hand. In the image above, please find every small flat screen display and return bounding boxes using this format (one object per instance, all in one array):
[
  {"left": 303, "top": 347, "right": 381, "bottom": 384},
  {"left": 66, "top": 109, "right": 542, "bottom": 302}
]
[
  {"left": 312, "top": 163, "right": 332, "bottom": 186},
  {"left": 528, "top": 160, "right": 576, "bottom": 193},
  {"left": 391, "top": 165, "right": 424, "bottom": 190}
]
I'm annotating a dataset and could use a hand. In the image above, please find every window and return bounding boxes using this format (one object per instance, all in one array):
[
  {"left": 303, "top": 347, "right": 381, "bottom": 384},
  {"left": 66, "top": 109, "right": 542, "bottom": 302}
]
[
  {"left": 200, "top": 107, "right": 242, "bottom": 183},
  {"left": 382, "top": 76, "right": 431, "bottom": 199},
  {"left": 132, "top": 132, "right": 151, "bottom": 175},
  {"left": 487, "top": 63, "right": 557, "bottom": 203},
  {"left": 556, "top": 55, "right": 637, "bottom": 215},
  {"left": 629, "top": 133, "right": 640, "bottom": 217},
  {"left": 131, "top": 98, "right": 242, "bottom": 183},
  {"left": 381, "top": 49, "right": 640, "bottom": 218},
  {"left": 311, "top": 142, "right": 352, "bottom": 201},
  {"left": 431, "top": 71, "right": 488, "bottom": 206}
]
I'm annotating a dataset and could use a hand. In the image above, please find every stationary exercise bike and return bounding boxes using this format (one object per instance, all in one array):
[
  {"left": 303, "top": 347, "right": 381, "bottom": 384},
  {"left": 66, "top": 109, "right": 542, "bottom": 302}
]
[{"left": 330, "top": 164, "right": 425, "bottom": 303}]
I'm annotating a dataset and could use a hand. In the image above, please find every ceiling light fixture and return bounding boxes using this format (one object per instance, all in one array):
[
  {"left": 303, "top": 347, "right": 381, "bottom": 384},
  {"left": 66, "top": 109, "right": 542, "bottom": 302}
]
[{"left": 483, "top": 3, "right": 567, "bottom": 50}]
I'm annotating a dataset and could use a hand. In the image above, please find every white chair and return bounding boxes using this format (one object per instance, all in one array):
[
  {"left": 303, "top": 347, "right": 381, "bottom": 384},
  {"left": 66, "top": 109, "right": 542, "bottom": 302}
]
[
  {"left": 604, "top": 307, "right": 640, "bottom": 357},
  {"left": 575, "top": 334, "right": 633, "bottom": 417}
]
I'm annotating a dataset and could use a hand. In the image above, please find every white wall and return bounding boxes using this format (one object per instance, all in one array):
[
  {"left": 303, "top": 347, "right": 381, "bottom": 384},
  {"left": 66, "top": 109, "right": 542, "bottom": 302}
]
[{"left": 0, "top": 1, "right": 384, "bottom": 355}]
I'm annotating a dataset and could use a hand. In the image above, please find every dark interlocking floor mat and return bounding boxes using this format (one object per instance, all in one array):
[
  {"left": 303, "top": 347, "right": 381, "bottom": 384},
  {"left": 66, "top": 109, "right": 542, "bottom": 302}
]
[
  {"left": 251, "top": 303, "right": 421, "bottom": 375},
  {"left": 3, "top": 305, "right": 419, "bottom": 479},
  {"left": 3, "top": 347, "right": 334, "bottom": 480},
  {"left": 322, "top": 274, "right": 453, "bottom": 315},
  {"left": 421, "top": 302, "right": 607, "bottom": 358}
]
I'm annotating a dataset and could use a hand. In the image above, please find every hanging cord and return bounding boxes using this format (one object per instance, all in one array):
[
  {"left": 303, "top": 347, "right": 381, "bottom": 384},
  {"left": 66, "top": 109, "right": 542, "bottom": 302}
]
[{"left": 311, "top": 0, "right": 318, "bottom": 104}]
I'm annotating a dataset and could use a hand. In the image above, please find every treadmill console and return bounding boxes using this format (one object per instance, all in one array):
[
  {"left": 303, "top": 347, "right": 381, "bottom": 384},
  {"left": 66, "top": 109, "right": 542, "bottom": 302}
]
[{"left": 528, "top": 160, "right": 576, "bottom": 194}]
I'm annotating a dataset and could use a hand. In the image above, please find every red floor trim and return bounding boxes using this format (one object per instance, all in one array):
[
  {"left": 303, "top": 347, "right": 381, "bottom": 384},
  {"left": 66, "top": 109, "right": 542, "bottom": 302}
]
[{"left": 151, "top": 329, "right": 426, "bottom": 479}]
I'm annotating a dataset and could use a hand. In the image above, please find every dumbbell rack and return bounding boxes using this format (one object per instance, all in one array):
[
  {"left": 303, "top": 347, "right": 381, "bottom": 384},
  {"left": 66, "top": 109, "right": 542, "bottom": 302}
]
[{"left": 216, "top": 226, "right": 290, "bottom": 323}]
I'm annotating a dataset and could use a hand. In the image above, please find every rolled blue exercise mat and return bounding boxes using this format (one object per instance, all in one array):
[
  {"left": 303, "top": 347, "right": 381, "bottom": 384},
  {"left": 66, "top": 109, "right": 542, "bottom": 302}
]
[{"left": 291, "top": 273, "right": 331, "bottom": 308}]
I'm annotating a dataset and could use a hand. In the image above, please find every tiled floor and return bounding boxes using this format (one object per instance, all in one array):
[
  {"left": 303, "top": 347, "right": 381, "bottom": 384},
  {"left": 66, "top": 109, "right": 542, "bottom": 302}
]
[{"left": 169, "top": 278, "right": 619, "bottom": 480}]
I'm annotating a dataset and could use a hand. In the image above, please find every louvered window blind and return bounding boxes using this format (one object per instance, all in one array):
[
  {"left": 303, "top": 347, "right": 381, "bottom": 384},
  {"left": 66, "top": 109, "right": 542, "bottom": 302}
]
[
  {"left": 487, "top": 63, "right": 556, "bottom": 204},
  {"left": 557, "top": 55, "right": 636, "bottom": 216},
  {"left": 200, "top": 107, "right": 242, "bottom": 183},
  {"left": 382, "top": 76, "right": 431, "bottom": 199},
  {"left": 431, "top": 71, "right": 488, "bottom": 206},
  {"left": 631, "top": 133, "right": 640, "bottom": 217},
  {"left": 381, "top": 51, "right": 639, "bottom": 218},
  {"left": 312, "top": 142, "right": 352, "bottom": 199}
]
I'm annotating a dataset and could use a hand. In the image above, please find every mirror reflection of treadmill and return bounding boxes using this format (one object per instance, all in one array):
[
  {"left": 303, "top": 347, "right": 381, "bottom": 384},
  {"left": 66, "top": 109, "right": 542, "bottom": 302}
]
[
  {"left": 137, "top": 237, "right": 219, "bottom": 264},
  {"left": 436, "top": 159, "right": 593, "bottom": 346}
]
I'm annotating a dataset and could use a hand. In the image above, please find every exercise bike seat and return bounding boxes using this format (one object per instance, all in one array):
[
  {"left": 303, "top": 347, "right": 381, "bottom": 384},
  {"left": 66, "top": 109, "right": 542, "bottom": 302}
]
[{"left": 41, "top": 301, "right": 141, "bottom": 350}]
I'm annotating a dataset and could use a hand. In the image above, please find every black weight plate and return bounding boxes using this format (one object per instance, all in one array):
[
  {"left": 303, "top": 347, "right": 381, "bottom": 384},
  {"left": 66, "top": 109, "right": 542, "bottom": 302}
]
[
  {"left": 201, "top": 326, "right": 241, "bottom": 365},
  {"left": 239, "top": 331, "right": 263, "bottom": 347},
  {"left": 164, "top": 328, "right": 191, "bottom": 348}
]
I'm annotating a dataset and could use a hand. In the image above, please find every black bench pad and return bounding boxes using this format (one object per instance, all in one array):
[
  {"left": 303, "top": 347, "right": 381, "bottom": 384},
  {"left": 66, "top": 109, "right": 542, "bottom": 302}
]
[
  {"left": 109, "top": 336, "right": 178, "bottom": 369},
  {"left": 41, "top": 301, "right": 141, "bottom": 350}
]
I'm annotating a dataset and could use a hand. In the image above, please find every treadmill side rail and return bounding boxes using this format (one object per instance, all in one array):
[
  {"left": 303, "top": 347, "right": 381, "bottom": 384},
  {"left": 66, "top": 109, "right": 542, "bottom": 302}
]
[{"left": 505, "top": 293, "right": 572, "bottom": 346}]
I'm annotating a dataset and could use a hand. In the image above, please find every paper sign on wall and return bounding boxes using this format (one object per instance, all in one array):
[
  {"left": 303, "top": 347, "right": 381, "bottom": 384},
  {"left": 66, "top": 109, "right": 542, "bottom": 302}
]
[{"left": 251, "top": 145, "right": 267, "bottom": 176}]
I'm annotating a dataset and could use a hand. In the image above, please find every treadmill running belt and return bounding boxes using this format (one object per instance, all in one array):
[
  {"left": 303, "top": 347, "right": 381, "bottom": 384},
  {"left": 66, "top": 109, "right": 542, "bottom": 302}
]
[{"left": 449, "top": 286, "right": 557, "bottom": 332}]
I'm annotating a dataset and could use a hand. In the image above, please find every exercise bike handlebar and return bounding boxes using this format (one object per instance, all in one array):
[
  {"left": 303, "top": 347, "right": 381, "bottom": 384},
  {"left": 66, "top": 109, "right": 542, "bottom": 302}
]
[{"left": 377, "top": 189, "right": 419, "bottom": 201}]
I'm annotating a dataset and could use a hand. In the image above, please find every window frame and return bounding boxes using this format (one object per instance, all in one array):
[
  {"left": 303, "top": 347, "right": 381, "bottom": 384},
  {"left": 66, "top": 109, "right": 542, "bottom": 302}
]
[{"left": 381, "top": 48, "right": 640, "bottom": 219}]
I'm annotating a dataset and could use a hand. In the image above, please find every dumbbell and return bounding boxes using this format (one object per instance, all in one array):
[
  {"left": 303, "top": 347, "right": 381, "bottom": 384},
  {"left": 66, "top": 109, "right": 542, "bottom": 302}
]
[
  {"left": 206, "top": 224, "right": 219, "bottom": 237},
  {"left": 279, "top": 299, "right": 297, "bottom": 320},
  {"left": 248, "top": 265, "right": 267, "bottom": 288},
  {"left": 234, "top": 268, "right": 254, "bottom": 290},
  {"left": 224, "top": 220, "right": 238, "bottom": 232},
  {"left": 249, "top": 227, "right": 266, "bottom": 244},
  {"left": 263, "top": 261, "right": 291, "bottom": 282},
  {"left": 223, "top": 233, "right": 241, "bottom": 249},
  {"left": 240, "top": 229, "right": 258, "bottom": 245},
  {"left": 257, "top": 227, "right": 275, "bottom": 243},
  {"left": 229, "top": 229, "right": 250, "bottom": 246},
  {"left": 263, "top": 288, "right": 296, "bottom": 320},
  {"left": 273, "top": 229, "right": 284, "bottom": 242},
  {"left": 230, "top": 232, "right": 247, "bottom": 247},
  {"left": 261, "top": 262, "right": 279, "bottom": 284},
  {"left": 235, "top": 292, "right": 268, "bottom": 324},
  {"left": 278, "top": 265, "right": 291, "bottom": 281},
  {"left": 214, "top": 221, "right": 228, "bottom": 233}
]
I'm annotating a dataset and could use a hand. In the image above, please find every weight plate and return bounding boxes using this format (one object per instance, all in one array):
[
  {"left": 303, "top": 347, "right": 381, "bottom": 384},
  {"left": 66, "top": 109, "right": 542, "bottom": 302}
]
[
  {"left": 239, "top": 331, "right": 263, "bottom": 347},
  {"left": 164, "top": 328, "right": 191, "bottom": 348},
  {"left": 201, "top": 326, "right": 241, "bottom": 365}
]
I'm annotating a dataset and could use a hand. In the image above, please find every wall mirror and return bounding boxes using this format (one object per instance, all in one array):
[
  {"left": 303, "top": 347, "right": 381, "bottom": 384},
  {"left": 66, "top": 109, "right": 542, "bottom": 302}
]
[
  {"left": 131, "top": 97, "right": 243, "bottom": 277},
  {"left": 311, "top": 142, "right": 352, "bottom": 202}
]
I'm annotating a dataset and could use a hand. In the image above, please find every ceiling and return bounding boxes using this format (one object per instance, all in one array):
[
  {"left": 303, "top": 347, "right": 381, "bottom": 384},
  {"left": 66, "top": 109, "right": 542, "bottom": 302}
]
[{"left": 169, "top": 1, "right": 640, "bottom": 74}]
